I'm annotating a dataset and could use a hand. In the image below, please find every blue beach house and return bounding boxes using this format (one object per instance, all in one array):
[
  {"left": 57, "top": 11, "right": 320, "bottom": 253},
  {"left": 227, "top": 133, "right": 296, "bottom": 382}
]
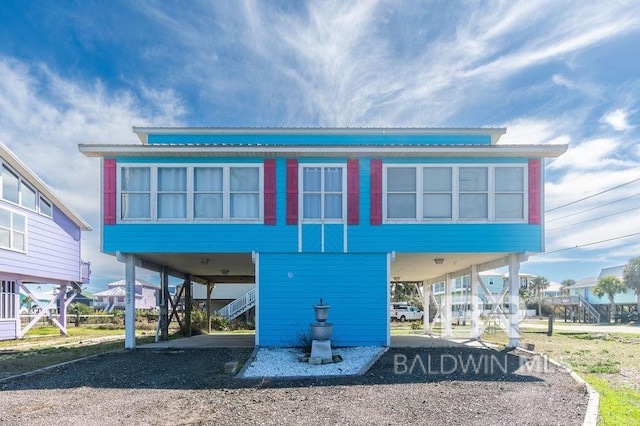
[
  {"left": 79, "top": 127, "right": 566, "bottom": 348},
  {"left": 0, "top": 142, "right": 91, "bottom": 340}
]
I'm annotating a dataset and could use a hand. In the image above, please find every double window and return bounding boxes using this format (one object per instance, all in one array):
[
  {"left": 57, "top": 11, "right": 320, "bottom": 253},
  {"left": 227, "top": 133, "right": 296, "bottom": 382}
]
[
  {"left": 119, "top": 164, "right": 262, "bottom": 222},
  {"left": 384, "top": 164, "right": 526, "bottom": 222},
  {"left": 0, "top": 207, "right": 26, "bottom": 252},
  {"left": 301, "top": 165, "right": 346, "bottom": 222}
]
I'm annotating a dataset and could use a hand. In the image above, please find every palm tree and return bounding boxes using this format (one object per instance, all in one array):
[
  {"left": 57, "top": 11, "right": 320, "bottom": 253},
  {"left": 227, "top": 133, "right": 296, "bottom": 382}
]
[
  {"left": 560, "top": 279, "right": 575, "bottom": 295},
  {"left": 593, "top": 275, "right": 626, "bottom": 322},
  {"left": 622, "top": 257, "right": 640, "bottom": 318},
  {"left": 530, "top": 276, "right": 550, "bottom": 319}
]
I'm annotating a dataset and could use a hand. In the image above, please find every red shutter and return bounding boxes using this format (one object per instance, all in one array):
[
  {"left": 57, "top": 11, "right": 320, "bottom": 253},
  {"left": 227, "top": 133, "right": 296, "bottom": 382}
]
[
  {"left": 347, "top": 159, "right": 359, "bottom": 225},
  {"left": 264, "top": 159, "right": 276, "bottom": 225},
  {"left": 370, "top": 159, "right": 382, "bottom": 225},
  {"left": 528, "top": 159, "right": 541, "bottom": 224},
  {"left": 286, "top": 159, "right": 298, "bottom": 225},
  {"left": 103, "top": 159, "right": 116, "bottom": 225}
]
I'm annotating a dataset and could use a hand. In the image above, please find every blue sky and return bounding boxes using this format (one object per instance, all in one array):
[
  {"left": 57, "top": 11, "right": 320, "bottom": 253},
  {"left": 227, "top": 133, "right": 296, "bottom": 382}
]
[{"left": 1, "top": 0, "right": 639, "bottom": 291}]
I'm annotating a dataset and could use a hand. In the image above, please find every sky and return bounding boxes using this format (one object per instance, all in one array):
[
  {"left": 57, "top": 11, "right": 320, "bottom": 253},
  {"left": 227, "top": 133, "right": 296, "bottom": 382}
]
[{"left": 0, "top": 0, "right": 639, "bottom": 292}]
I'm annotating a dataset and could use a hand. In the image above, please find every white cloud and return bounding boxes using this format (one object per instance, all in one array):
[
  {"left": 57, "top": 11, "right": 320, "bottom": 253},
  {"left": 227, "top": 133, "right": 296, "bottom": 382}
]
[
  {"left": 600, "top": 108, "right": 633, "bottom": 131},
  {"left": 0, "top": 56, "right": 185, "bottom": 284}
]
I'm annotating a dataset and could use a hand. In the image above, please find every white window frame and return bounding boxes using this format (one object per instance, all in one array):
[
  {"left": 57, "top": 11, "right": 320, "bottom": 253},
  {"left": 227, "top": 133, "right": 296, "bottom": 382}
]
[
  {"left": 298, "top": 163, "right": 347, "bottom": 224},
  {"left": 117, "top": 163, "right": 264, "bottom": 224},
  {"left": 0, "top": 206, "right": 27, "bottom": 253},
  {"left": 39, "top": 195, "right": 52, "bottom": 218},
  {"left": 383, "top": 163, "right": 528, "bottom": 224}
]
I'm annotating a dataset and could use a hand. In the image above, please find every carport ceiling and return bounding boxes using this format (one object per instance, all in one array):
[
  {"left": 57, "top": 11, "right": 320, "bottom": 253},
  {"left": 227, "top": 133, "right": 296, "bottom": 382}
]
[{"left": 136, "top": 252, "right": 514, "bottom": 283}]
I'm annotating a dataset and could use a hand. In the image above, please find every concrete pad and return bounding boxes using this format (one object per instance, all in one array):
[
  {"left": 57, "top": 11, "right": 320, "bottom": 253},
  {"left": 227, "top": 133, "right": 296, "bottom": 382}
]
[
  {"left": 139, "top": 333, "right": 255, "bottom": 349},
  {"left": 390, "top": 334, "right": 497, "bottom": 349}
]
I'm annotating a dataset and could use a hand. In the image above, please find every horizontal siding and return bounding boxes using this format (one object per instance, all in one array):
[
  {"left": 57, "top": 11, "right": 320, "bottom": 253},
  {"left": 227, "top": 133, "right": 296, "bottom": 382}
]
[
  {"left": 258, "top": 253, "right": 388, "bottom": 346},
  {"left": 104, "top": 155, "right": 542, "bottom": 254},
  {"left": 1, "top": 204, "right": 82, "bottom": 282},
  {"left": 147, "top": 134, "right": 492, "bottom": 145},
  {"left": 0, "top": 320, "right": 17, "bottom": 340}
]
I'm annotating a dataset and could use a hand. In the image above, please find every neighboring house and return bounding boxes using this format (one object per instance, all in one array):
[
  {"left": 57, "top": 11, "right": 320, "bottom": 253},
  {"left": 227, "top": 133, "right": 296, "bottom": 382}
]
[
  {"left": 191, "top": 283, "right": 255, "bottom": 313},
  {"left": 0, "top": 141, "right": 91, "bottom": 341},
  {"left": 79, "top": 127, "right": 566, "bottom": 348},
  {"left": 431, "top": 270, "right": 538, "bottom": 318},
  {"left": 568, "top": 266, "right": 637, "bottom": 306},
  {"left": 94, "top": 279, "right": 159, "bottom": 312}
]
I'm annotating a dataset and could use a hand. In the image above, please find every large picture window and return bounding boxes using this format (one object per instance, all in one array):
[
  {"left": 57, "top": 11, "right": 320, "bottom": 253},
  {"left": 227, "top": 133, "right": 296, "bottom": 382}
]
[
  {"left": 119, "top": 164, "right": 263, "bottom": 222},
  {"left": 384, "top": 164, "right": 527, "bottom": 223},
  {"left": 301, "top": 165, "right": 345, "bottom": 221},
  {"left": 0, "top": 207, "right": 26, "bottom": 252}
]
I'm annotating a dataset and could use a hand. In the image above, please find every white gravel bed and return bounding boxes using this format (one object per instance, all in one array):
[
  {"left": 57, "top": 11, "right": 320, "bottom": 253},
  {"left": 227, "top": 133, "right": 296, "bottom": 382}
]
[{"left": 241, "top": 346, "right": 385, "bottom": 378}]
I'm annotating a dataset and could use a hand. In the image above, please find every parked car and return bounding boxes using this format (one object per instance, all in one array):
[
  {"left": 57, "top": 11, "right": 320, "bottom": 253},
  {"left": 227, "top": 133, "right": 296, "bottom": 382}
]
[
  {"left": 390, "top": 305, "right": 423, "bottom": 322},
  {"left": 613, "top": 310, "right": 638, "bottom": 323}
]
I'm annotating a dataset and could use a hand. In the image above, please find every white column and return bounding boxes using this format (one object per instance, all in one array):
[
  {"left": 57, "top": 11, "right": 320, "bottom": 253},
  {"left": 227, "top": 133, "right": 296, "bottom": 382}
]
[
  {"left": 125, "top": 254, "right": 136, "bottom": 349},
  {"left": 423, "top": 283, "right": 431, "bottom": 334},
  {"left": 253, "top": 251, "right": 260, "bottom": 347},
  {"left": 507, "top": 253, "right": 520, "bottom": 348},
  {"left": 471, "top": 265, "right": 479, "bottom": 339},
  {"left": 445, "top": 274, "right": 453, "bottom": 337},
  {"left": 58, "top": 284, "right": 68, "bottom": 336},
  {"left": 13, "top": 280, "right": 21, "bottom": 338}
]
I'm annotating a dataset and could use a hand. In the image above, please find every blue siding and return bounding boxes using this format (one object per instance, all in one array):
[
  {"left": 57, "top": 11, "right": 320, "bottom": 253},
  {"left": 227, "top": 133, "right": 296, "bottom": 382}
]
[
  {"left": 147, "top": 134, "right": 492, "bottom": 146},
  {"left": 258, "top": 253, "right": 388, "bottom": 346},
  {"left": 1, "top": 203, "right": 82, "bottom": 282}
]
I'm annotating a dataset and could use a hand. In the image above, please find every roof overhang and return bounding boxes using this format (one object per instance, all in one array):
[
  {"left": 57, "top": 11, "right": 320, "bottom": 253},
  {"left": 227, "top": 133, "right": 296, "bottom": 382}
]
[
  {"left": 1, "top": 141, "right": 91, "bottom": 231},
  {"left": 132, "top": 127, "right": 508, "bottom": 145},
  {"left": 79, "top": 143, "right": 567, "bottom": 158}
]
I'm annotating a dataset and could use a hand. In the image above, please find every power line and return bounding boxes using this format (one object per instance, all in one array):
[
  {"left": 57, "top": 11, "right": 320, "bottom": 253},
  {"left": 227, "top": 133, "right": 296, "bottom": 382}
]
[
  {"left": 535, "top": 231, "right": 640, "bottom": 256},
  {"left": 546, "top": 205, "right": 640, "bottom": 231},
  {"left": 545, "top": 177, "right": 640, "bottom": 213},
  {"left": 546, "top": 193, "right": 640, "bottom": 223}
]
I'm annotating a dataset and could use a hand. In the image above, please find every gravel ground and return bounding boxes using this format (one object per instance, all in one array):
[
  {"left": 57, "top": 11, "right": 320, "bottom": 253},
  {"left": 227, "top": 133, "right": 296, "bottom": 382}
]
[{"left": 0, "top": 346, "right": 588, "bottom": 425}]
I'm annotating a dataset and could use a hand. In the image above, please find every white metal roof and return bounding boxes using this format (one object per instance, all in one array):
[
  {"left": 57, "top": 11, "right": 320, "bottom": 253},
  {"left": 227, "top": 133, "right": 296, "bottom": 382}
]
[{"left": 79, "top": 143, "right": 567, "bottom": 158}]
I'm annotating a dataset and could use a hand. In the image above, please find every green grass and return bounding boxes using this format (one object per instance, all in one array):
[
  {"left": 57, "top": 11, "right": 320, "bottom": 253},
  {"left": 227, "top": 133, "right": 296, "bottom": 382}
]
[{"left": 586, "top": 375, "right": 640, "bottom": 425}]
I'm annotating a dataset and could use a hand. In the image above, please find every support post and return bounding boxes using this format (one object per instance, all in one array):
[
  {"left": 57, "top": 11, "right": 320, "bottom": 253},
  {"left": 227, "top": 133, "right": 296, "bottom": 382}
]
[
  {"left": 184, "top": 276, "right": 192, "bottom": 337},
  {"left": 470, "top": 264, "right": 479, "bottom": 339},
  {"left": 445, "top": 274, "right": 453, "bottom": 337},
  {"left": 159, "top": 265, "right": 169, "bottom": 341},
  {"left": 206, "top": 282, "right": 214, "bottom": 334},
  {"left": 507, "top": 253, "right": 520, "bottom": 348},
  {"left": 423, "top": 283, "right": 431, "bottom": 334},
  {"left": 125, "top": 254, "right": 136, "bottom": 349}
]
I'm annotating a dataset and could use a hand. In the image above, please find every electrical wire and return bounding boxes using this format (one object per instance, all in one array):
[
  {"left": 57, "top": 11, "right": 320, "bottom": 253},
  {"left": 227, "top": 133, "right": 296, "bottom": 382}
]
[
  {"left": 546, "top": 205, "right": 640, "bottom": 231},
  {"left": 545, "top": 177, "right": 640, "bottom": 213},
  {"left": 546, "top": 192, "right": 640, "bottom": 223},
  {"left": 535, "top": 231, "right": 640, "bottom": 256}
]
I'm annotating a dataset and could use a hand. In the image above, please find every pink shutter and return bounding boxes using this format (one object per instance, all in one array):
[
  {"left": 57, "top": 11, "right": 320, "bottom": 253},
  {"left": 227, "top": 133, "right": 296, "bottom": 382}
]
[
  {"left": 347, "top": 159, "right": 359, "bottom": 225},
  {"left": 286, "top": 159, "right": 298, "bottom": 225},
  {"left": 528, "top": 159, "right": 541, "bottom": 224},
  {"left": 264, "top": 159, "right": 276, "bottom": 225},
  {"left": 370, "top": 159, "right": 382, "bottom": 225},
  {"left": 103, "top": 159, "right": 116, "bottom": 225}
]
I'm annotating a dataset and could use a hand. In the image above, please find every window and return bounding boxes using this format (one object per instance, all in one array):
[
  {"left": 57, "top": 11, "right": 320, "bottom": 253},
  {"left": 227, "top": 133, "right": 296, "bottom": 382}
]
[
  {"left": 423, "top": 167, "right": 452, "bottom": 219},
  {"left": 459, "top": 167, "right": 488, "bottom": 219},
  {"left": 20, "top": 182, "right": 37, "bottom": 211},
  {"left": 194, "top": 167, "right": 223, "bottom": 219},
  {"left": 121, "top": 167, "right": 151, "bottom": 220},
  {"left": 302, "top": 165, "right": 345, "bottom": 221},
  {"left": 495, "top": 167, "right": 524, "bottom": 219},
  {"left": 1, "top": 165, "right": 19, "bottom": 204},
  {"left": 386, "top": 167, "right": 416, "bottom": 219},
  {"left": 119, "top": 164, "right": 262, "bottom": 222},
  {"left": 230, "top": 167, "right": 260, "bottom": 219},
  {"left": 384, "top": 164, "right": 526, "bottom": 223},
  {"left": 39, "top": 196, "right": 52, "bottom": 217},
  {"left": 0, "top": 207, "right": 26, "bottom": 252},
  {"left": 157, "top": 167, "right": 187, "bottom": 219}
]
